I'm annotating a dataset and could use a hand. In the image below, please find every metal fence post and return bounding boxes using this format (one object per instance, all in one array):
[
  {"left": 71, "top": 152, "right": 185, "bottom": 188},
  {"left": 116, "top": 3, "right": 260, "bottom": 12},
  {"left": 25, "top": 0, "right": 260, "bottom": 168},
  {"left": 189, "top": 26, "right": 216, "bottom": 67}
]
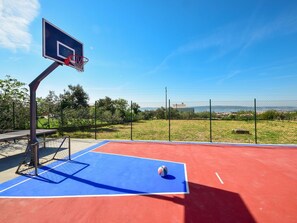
[
  {"left": 60, "top": 102, "right": 64, "bottom": 136},
  {"left": 131, "top": 100, "right": 133, "bottom": 141},
  {"left": 12, "top": 101, "right": 16, "bottom": 129},
  {"left": 94, "top": 100, "right": 97, "bottom": 140},
  {"left": 68, "top": 136, "right": 71, "bottom": 160},
  {"left": 254, "top": 98, "right": 257, "bottom": 144},
  {"left": 169, "top": 99, "right": 171, "bottom": 141},
  {"left": 48, "top": 105, "right": 50, "bottom": 128},
  {"left": 210, "top": 99, "right": 212, "bottom": 142},
  {"left": 12, "top": 101, "right": 15, "bottom": 130},
  {"left": 165, "top": 87, "right": 167, "bottom": 120}
]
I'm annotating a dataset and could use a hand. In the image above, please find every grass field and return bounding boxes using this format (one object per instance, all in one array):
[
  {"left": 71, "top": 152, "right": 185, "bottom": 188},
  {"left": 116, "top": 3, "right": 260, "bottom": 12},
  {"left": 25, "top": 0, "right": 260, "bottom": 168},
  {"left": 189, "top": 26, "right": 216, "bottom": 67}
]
[{"left": 60, "top": 119, "right": 297, "bottom": 145}]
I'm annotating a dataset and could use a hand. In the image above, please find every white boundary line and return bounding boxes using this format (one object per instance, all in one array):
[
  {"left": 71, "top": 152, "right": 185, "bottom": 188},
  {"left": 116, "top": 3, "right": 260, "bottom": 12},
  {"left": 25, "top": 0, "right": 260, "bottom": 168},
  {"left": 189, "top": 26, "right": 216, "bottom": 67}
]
[
  {"left": 215, "top": 172, "right": 224, "bottom": 184},
  {"left": 184, "top": 164, "right": 190, "bottom": 194},
  {"left": 92, "top": 151, "right": 185, "bottom": 165},
  {"left": 0, "top": 191, "right": 189, "bottom": 199}
]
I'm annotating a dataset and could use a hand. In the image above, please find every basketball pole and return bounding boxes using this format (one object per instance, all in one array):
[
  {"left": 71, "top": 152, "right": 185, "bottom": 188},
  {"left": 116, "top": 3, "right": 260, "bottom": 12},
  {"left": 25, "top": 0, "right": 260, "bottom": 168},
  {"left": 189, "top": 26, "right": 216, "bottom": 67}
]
[{"left": 29, "top": 61, "right": 61, "bottom": 169}]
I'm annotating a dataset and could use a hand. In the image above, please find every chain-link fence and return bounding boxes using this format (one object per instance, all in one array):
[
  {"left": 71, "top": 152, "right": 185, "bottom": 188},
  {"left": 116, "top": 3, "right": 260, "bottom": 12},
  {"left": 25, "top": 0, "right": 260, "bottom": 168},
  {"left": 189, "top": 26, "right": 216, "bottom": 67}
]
[
  {"left": 1, "top": 99, "right": 296, "bottom": 144},
  {"left": 0, "top": 100, "right": 30, "bottom": 132}
]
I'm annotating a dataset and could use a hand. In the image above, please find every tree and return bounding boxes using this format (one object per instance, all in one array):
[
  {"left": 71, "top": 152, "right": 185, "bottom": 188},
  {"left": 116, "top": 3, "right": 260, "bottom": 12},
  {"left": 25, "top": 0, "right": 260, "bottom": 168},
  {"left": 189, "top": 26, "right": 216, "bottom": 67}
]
[
  {"left": 169, "top": 107, "right": 181, "bottom": 119},
  {"left": 155, "top": 107, "right": 166, "bottom": 119},
  {"left": 259, "top": 110, "right": 278, "bottom": 120},
  {"left": 132, "top": 102, "right": 141, "bottom": 115},
  {"left": 0, "top": 75, "right": 29, "bottom": 130},
  {"left": 139, "top": 110, "right": 154, "bottom": 120},
  {"left": 114, "top": 98, "right": 129, "bottom": 119},
  {"left": 44, "top": 90, "right": 60, "bottom": 115},
  {"left": 0, "top": 75, "right": 28, "bottom": 101},
  {"left": 96, "top": 97, "right": 141, "bottom": 124},
  {"left": 97, "top": 97, "right": 115, "bottom": 114},
  {"left": 60, "top": 84, "right": 89, "bottom": 109},
  {"left": 36, "top": 91, "right": 61, "bottom": 128}
]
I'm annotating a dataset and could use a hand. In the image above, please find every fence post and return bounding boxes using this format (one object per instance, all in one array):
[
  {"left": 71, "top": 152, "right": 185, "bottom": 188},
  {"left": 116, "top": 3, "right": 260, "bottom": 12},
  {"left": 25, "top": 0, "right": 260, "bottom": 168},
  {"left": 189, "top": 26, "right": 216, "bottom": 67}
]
[
  {"left": 168, "top": 99, "right": 171, "bottom": 141},
  {"left": 68, "top": 136, "right": 71, "bottom": 160},
  {"left": 48, "top": 105, "right": 50, "bottom": 128},
  {"left": 209, "top": 99, "right": 212, "bottom": 142},
  {"left": 94, "top": 100, "right": 97, "bottom": 140},
  {"left": 60, "top": 103, "right": 64, "bottom": 136},
  {"left": 165, "top": 87, "right": 167, "bottom": 120},
  {"left": 12, "top": 101, "right": 15, "bottom": 129},
  {"left": 131, "top": 100, "right": 133, "bottom": 141},
  {"left": 254, "top": 98, "right": 257, "bottom": 144}
]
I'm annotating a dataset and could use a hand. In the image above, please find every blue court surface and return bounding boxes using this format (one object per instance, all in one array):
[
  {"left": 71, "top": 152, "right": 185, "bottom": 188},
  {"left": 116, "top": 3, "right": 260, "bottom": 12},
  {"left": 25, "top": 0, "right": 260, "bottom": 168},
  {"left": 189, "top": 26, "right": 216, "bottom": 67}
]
[{"left": 0, "top": 142, "right": 188, "bottom": 198}]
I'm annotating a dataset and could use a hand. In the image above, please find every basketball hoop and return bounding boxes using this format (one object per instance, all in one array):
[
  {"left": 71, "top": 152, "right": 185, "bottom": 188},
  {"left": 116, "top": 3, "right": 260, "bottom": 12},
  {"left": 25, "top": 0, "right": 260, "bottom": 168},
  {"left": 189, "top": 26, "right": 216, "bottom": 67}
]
[{"left": 64, "top": 55, "right": 89, "bottom": 72}]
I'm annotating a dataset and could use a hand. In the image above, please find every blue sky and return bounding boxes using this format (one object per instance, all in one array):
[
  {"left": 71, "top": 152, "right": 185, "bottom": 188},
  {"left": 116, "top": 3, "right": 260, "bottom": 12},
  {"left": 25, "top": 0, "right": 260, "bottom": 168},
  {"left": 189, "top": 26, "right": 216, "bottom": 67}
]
[{"left": 1, "top": 0, "right": 297, "bottom": 105}]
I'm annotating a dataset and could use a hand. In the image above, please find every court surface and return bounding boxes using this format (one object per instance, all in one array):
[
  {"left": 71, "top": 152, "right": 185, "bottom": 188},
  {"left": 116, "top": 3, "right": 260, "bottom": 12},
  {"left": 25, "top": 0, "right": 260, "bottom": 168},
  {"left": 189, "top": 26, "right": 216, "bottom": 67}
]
[{"left": 0, "top": 140, "right": 296, "bottom": 223}]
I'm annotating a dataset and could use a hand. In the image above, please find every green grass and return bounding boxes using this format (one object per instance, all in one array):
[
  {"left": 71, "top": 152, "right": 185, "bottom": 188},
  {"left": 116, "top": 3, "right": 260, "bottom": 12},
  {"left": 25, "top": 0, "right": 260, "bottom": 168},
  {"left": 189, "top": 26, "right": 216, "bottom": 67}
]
[
  {"left": 37, "top": 118, "right": 59, "bottom": 128},
  {"left": 54, "top": 119, "right": 297, "bottom": 144}
]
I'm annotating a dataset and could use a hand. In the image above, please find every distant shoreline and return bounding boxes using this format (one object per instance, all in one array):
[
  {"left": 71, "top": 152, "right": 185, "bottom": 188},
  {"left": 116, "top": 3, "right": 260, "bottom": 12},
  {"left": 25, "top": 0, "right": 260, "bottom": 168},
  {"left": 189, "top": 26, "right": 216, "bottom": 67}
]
[{"left": 141, "top": 106, "right": 297, "bottom": 113}]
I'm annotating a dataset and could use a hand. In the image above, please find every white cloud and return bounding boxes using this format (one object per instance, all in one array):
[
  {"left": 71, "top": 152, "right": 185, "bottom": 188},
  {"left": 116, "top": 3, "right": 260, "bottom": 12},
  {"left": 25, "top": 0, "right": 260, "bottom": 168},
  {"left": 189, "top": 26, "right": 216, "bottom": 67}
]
[
  {"left": 145, "top": 9, "right": 297, "bottom": 76},
  {"left": 0, "top": 0, "right": 40, "bottom": 51},
  {"left": 217, "top": 70, "right": 241, "bottom": 85}
]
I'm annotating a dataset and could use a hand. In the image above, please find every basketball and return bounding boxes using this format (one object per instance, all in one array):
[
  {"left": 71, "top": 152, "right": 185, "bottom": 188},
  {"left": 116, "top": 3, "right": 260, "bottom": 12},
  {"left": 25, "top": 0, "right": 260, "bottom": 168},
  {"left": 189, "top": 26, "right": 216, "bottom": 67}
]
[{"left": 158, "top": 165, "right": 168, "bottom": 177}]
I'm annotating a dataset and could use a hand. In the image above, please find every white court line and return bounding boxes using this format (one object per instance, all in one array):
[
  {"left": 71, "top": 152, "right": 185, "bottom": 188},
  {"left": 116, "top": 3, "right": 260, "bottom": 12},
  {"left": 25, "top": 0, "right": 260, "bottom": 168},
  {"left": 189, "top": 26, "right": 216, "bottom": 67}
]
[
  {"left": 215, "top": 172, "right": 224, "bottom": 184},
  {"left": 0, "top": 191, "right": 188, "bottom": 199},
  {"left": 93, "top": 151, "right": 185, "bottom": 164}
]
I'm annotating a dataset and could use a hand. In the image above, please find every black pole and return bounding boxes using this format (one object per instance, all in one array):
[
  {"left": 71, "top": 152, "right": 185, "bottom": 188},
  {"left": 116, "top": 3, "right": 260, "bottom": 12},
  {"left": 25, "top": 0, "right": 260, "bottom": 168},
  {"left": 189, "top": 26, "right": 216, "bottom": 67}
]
[
  {"left": 131, "top": 100, "right": 133, "bottom": 141},
  {"left": 94, "top": 100, "right": 97, "bottom": 140},
  {"left": 12, "top": 101, "right": 15, "bottom": 129},
  {"left": 29, "top": 61, "right": 61, "bottom": 169},
  {"left": 165, "top": 87, "right": 167, "bottom": 119},
  {"left": 169, "top": 99, "right": 171, "bottom": 141},
  {"left": 210, "top": 99, "right": 212, "bottom": 142},
  {"left": 48, "top": 105, "right": 50, "bottom": 128},
  {"left": 29, "top": 61, "right": 61, "bottom": 144},
  {"left": 60, "top": 102, "right": 64, "bottom": 136},
  {"left": 254, "top": 98, "right": 257, "bottom": 144},
  {"left": 36, "top": 100, "right": 38, "bottom": 129}
]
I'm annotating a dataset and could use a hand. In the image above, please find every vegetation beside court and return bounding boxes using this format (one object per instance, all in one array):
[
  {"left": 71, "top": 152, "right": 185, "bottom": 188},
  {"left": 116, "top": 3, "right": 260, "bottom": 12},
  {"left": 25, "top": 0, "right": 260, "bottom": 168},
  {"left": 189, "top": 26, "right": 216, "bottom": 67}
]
[{"left": 1, "top": 75, "right": 297, "bottom": 145}]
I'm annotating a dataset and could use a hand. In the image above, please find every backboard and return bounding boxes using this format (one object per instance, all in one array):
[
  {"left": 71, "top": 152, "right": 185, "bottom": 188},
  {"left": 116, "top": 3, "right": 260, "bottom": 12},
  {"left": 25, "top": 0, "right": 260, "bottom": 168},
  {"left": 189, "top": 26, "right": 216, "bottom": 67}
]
[{"left": 42, "top": 18, "right": 85, "bottom": 71}]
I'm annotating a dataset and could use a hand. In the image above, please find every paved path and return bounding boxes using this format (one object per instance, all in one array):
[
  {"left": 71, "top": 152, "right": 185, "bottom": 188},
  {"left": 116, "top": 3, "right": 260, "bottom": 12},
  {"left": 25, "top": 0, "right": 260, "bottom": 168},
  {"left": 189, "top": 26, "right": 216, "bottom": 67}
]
[{"left": 0, "top": 138, "right": 101, "bottom": 183}]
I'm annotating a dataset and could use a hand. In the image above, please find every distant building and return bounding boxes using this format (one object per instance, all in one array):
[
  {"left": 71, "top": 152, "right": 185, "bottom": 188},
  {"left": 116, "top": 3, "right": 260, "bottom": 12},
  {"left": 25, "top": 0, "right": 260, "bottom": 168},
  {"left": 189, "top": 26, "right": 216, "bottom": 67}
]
[
  {"left": 173, "top": 102, "right": 186, "bottom": 109},
  {"left": 172, "top": 103, "right": 194, "bottom": 112}
]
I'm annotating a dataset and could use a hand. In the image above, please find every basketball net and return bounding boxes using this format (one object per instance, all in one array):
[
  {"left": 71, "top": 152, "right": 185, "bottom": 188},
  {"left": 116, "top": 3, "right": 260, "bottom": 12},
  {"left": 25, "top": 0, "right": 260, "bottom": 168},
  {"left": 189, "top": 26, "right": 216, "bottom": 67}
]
[{"left": 64, "top": 55, "right": 89, "bottom": 72}]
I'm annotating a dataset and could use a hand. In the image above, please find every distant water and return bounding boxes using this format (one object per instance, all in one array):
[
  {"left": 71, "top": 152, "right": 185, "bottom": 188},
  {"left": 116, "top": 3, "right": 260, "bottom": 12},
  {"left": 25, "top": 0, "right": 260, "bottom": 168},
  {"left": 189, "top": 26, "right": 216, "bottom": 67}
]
[
  {"left": 141, "top": 106, "right": 297, "bottom": 112},
  {"left": 193, "top": 106, "right": 297, "bottom": 113}
]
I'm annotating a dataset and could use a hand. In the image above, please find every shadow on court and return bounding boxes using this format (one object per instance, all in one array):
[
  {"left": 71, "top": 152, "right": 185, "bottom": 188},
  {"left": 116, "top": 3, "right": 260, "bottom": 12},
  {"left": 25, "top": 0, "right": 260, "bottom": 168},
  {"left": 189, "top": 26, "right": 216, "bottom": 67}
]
[
  {"left": 35, "top": 161, "right": 146, "bottom": 195},
  {"left": 145, "top": 182, "right": 256, "bottom": 223},
  {"left": 0, "top": 147, "right": 67, "bottom": 173}
]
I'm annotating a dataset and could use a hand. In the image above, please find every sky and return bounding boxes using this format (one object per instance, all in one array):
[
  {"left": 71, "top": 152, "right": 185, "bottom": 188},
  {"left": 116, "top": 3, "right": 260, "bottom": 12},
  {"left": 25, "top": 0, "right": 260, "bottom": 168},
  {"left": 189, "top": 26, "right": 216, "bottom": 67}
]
[{"left": 1, "top": 0, "right": 297, "bottom": 106}]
